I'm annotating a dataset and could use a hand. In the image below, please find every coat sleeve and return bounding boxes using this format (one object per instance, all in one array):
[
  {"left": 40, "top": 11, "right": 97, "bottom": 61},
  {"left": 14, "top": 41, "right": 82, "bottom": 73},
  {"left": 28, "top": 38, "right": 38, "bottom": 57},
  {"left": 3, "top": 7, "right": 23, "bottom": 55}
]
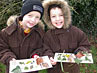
[
  {"left": 42, "top": 32, "right": 54, "bottom": 58},
  {"left": 0, "top": 31, "right": 16, "bottom": 65},
  {"left": 74, "top": 29, "right": 91, "bottom": 54}
]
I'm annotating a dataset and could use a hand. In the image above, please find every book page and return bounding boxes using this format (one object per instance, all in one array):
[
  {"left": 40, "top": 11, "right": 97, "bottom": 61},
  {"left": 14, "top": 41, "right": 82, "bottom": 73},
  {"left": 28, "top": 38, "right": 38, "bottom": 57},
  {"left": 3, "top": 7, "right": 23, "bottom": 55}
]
[
  {"left": 9, "top": 56, "right": 52, "bottom": 73},
  {"left": 54, "top": 53, "right": 93, "bottom": 64}
]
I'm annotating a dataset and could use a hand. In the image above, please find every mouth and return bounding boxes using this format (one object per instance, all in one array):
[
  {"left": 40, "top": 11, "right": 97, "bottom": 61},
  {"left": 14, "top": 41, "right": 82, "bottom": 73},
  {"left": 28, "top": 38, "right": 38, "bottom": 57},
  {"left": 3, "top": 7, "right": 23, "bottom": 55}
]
[
  {"left": 56, "top": 22, "right": 63, "bottom": 26},
  {"left": 28, "top": 22, "right": 34, "bottom": 26},
  {"left": 27, "top": 22, "right": 35, "bottom": 27},
  {"left": 29, "top": 23, "right": 34, "bottom": 26}
]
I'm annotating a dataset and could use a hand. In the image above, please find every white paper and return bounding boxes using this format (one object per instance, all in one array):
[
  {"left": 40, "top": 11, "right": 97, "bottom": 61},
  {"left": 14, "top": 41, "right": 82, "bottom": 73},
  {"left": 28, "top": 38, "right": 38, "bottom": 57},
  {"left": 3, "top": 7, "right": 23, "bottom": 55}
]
[
  {"left": 9, "top": 56, "right": 52, "bottom": 73},
  {"left": 54, "top": 53, "right": 93, "bottom": 63}
]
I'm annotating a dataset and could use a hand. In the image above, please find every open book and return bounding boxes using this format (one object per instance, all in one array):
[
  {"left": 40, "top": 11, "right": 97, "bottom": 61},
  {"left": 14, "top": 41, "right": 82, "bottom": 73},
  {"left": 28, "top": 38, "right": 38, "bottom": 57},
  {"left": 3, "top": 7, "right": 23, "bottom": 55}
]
[
  {"left": 9, "top": 56, "right": 52, "bottom": 73},
  {"left": 54, "top": 53, "right": 93, "bottom": 64}
]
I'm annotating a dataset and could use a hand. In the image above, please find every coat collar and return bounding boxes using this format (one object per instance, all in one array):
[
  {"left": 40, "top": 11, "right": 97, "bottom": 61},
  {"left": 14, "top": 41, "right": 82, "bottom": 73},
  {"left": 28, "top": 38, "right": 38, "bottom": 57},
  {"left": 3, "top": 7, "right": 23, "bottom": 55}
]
[
  {"left": 4, "top": 17, "right": 44, "bottom": 37},
  {"left": 5, "top": 19, "right": 18, "bottom": 35},
  {"left": 54, "top": 25, "right": 72, "bottom": 34},
  {"left": 54, "top": 28, "right": 68, "bottom": 34}
]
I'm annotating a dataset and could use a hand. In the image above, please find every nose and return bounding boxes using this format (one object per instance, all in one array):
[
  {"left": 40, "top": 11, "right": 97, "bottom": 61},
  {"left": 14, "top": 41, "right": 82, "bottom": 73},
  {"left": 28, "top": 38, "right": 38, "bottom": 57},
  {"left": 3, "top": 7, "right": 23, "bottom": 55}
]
[
  {"left": 31, "top": 17, "right": 35, "bottom": 22},
  {"left": 56, "top": 16, "right": 60, "bottom": 21}
]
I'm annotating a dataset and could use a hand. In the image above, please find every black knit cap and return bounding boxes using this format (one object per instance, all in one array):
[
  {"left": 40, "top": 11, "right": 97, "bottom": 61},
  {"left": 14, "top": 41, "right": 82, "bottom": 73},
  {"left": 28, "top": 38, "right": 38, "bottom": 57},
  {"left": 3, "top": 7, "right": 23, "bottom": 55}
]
[{"left": 21, "top": 0, "right": 44, "bottom": 19}]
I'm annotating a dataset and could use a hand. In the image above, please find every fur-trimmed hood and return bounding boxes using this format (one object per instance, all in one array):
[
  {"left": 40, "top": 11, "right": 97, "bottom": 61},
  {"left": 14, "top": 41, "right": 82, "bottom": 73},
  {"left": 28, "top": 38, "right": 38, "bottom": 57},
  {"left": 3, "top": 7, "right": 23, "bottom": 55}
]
[
  {"left": 42, "top": 0, "right": 71, "bottom": 29},
  {"left": 7, "top": 15, "right": 44, "bottom": 30},
  {"left": 7, "top": 15, "right": 18, "bottom": 26}
]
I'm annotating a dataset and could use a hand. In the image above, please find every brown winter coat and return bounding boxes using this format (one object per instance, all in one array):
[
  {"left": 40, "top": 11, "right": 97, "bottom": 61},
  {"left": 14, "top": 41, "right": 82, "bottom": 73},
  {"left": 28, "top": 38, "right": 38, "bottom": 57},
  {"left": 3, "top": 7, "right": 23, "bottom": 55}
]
[
  {"left": 43, "top": 26, "right": 90, "bottom": 73},
  {"left": 42, "top": 0, "right": 91, "bottom": 73},
  {"left": 0, "top": 17, "right": 44, "bottom": 73}
]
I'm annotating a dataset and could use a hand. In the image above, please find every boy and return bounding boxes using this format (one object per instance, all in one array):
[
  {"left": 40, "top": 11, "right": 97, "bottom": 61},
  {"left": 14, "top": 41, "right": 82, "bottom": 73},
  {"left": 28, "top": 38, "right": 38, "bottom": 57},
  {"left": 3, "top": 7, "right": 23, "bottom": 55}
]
[
  {"left": 42, "top": 0, "right": 90, "bottom": 73},
  {"left": 0, "top": 0, "right": 44, "bottom": 73}
]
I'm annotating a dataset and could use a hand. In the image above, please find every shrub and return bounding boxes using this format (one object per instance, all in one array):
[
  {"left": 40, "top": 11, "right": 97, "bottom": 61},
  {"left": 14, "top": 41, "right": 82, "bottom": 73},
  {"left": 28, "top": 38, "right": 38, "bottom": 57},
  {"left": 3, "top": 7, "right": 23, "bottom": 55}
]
[
  {"left": 68, "top": 0, "right": 97, "bottom": 41},
  {"left": 0, "top": 0, "right": 97, "bottom": 40}
]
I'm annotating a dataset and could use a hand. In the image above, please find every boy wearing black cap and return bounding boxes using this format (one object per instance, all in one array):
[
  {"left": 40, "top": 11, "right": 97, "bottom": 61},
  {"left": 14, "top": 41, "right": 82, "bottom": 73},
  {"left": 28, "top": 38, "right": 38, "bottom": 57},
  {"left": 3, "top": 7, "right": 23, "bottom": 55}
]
[{"left": 0, "top": 0, "right": 44, "bottom": 73}]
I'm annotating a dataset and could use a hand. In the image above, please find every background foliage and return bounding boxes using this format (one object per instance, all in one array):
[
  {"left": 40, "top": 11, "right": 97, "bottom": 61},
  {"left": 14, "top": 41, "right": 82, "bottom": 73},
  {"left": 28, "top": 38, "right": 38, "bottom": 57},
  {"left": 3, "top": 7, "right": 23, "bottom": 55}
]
[
  {"left": 0, "top": 0, "right": 97, "bottom": 40},
  {"left": 0, "top": 0, "right": 22, "bottom": 29},
  {"left": 68, "top": 0, "right": 97, "bottom": 41}
]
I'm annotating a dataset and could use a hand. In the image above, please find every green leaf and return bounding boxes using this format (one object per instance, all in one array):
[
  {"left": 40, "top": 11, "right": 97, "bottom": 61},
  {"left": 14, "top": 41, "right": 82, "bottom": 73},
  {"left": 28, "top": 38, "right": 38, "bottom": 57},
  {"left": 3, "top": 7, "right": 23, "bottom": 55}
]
[
  {"left": 85, "top": 57, "right": 91, "bottom": 62},
  {"left": 24, "top": 66, "right": 29, "bottom": 70},
  {"left": 74, "top": 58, "right": 82, "bottom": 64},
  {"left": 11, "top": 66, "right": 21, "bottom": 73}
]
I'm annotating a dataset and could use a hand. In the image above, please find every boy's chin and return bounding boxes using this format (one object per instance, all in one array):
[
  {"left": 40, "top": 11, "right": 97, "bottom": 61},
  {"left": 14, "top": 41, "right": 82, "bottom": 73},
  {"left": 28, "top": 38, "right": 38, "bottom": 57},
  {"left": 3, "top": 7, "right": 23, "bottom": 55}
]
[{"left": 27, "top": 25, "right": 35, "bottom": 28}]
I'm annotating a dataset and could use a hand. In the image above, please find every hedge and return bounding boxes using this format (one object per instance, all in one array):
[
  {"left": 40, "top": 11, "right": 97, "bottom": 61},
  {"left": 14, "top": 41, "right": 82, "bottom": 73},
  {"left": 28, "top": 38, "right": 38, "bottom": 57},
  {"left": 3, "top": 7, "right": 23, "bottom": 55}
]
[{"left": 0, "top": 0, "right": 97, "bottom": 40}]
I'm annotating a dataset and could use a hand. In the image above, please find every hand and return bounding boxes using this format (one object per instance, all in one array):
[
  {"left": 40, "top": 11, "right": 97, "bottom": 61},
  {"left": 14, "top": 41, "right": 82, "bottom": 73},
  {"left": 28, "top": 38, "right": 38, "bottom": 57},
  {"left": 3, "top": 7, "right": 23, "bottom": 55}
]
[
  {"left": 10, "top": 58, "right": 16, "bottom": 61},
  {"left": 32, "top": 54, "right": 39, "bottom": 58},
  {"left": 75, "top": 51, "right": 84, "bottom": 58},
  {"left": 50, "top": 57, "right": 57, "bottom": 65},
  {"left": 12, "top": 58, "right": 16, "bottom": 61},
  {"left": 34, "top": 55, "right": 39, "bottom": 59},
  {"left": 10, "top": 58, "right": 16, "bottom": 65}
]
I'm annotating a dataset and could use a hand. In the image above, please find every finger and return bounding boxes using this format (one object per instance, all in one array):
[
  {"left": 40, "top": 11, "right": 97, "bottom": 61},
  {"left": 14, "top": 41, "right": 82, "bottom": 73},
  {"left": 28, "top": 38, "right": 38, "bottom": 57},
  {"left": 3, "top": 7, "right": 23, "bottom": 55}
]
[{"left": 12, "top": 58, "right": 16, "bottom": 61}]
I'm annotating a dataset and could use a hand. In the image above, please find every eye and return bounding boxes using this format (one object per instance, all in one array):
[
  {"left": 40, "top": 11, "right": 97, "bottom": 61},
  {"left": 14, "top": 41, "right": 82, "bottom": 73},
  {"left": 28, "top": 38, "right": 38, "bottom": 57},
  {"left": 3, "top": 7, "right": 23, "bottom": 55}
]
[
  {"left": 60, "top": 14, "right": 63, "bottom": 16},
  {"left": 35, "top": 16, "right": 40, "bottom": 19},
  {"left": 51, "top": 15, "right": 56, "bottom": 18},
  {"left": 28, "top": 14, "right": 32, "bottom": 17},
  {"left": 36, "top": 16, "right": 40, "bottom": 18}
]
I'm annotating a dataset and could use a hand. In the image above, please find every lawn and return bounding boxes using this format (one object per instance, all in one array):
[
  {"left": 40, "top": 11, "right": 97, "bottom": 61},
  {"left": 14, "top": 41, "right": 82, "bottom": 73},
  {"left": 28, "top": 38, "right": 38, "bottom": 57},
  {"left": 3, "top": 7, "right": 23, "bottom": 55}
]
[
  {"left": 0, "top": 46, "right": 97, "bottom": 73},
  {"left": 80, "top": 46, "right": 97, "bottom": 73}
]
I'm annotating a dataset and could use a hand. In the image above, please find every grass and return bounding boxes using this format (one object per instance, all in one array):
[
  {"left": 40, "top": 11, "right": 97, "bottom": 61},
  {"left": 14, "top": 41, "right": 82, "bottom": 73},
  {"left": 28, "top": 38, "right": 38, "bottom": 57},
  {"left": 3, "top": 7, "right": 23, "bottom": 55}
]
[
  {"left": 0, "top": 46, "right": 97, "bottom": 73},
  {"left": 0, "top": 62, "right": 6, "bottom": 73},
  {"left": 80, "top": 46, "right": 97, "bottom": 73}
]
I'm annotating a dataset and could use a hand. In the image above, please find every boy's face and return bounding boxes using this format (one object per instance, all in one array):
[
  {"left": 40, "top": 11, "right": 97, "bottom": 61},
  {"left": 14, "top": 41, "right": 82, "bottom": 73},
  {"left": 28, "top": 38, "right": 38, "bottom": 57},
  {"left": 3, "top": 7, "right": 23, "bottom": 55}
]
[
  {"left": 22, "top": 11, "right": 41, "bottom": 29},
  {"left": 50, "top": 7, "right": 64, "bottom": 28}
]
